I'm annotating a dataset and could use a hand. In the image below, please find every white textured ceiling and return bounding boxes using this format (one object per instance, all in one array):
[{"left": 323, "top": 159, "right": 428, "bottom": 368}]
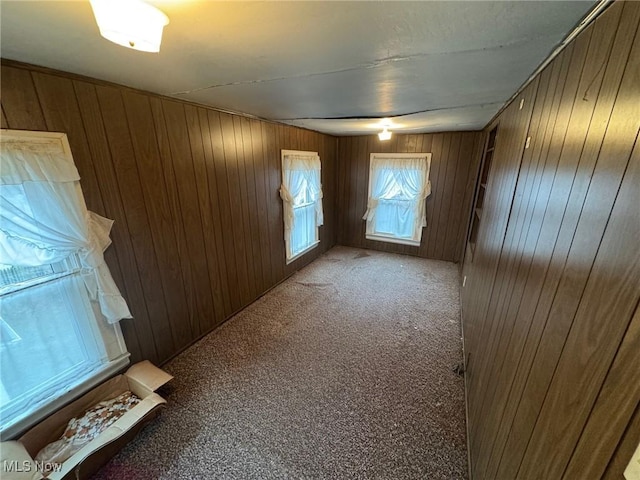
[{"left": 0, "top": 1, "right": 597, "bottom": 135}]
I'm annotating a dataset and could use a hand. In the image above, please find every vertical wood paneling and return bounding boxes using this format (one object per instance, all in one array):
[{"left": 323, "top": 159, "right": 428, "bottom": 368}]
[
  {"left": 336, "top": 131, "right": 481, "bottom": 262},
  {"left": 564, "top": 299, "right": 640, "bottom": 479},
  {"left": 161, "top": 100, "right": 217, "bottom": 340},
  {"left": 1, "top": 106, "right": 9, "bottom": 129},
  {"left": 336, "top": 136, "right": 348, "bottom": 245},
  {"left": 421, "top": 134, "right": 442, "bottom": 258},
  {"left": 443, "top": 134, "right": 472, "bottom": 262},
  {"left": 354, "top": 136, "right": 369, "bottom": 249},
  {"left": 469, "top": 59, "right": 560, "bottom": 477},
  {"left": 516, "top": 27, "right": 640, "bottom": 479},
  {"left": 498, "top": 12, "right": 638, "bottom": 478},
  {"left": 264, "top": 122, "right": 285, "bottom": 283},
  {"left": 198, "top": 108, "right": 233, "bottom": 319},
  {"left": 208, "top": 110, "right": 242, "bottom": 313},
  {"left": 321, "top": 135, "right": 338, "bottom": 248},
  {"left": 183, "top": 104, "right": 225, "bottom": 330},
  {"left": 472, "top": 48, "right": 573, "bottom": 479},
  {"left": 94, "top": 85, "right": 176, "bottom": 362},
  {"left": 147, "top": 96, "right": 199, "bottom": 346},
  {"left": 258, "top": 121, "right": 276, "bottom": 287},
  {"left": 122, "top": 91, "right": 193, "bottom": 351},
  {"left": 345, "top": 136, "right": 359, "bottom": 248},
  {"left": 240, "top": 117, "right": 264, "bottom": 297},
  {"left": 220, "top": 113, "right": 252, "bottom": 306},
  {"left": 461, "top": 2, "right": 640, "bottom": 478},
  {"left": 465, "top": 80, "right": 540, "bottom": 458},
  {"left": 604, "top": 401, "right": 640, "bottom": 480},
  {"left": 1, "top": 67, "right": 47, "bottom": 131},
  {"left": 72, "top": 81, "right": 146, "bottom": 363},
  {"left": 248, "top": 119, "right": 270, "bottom": 294},
  {"left": 435, "top": 133, "right": 461, "bottom": 260},
  {"left": 1, "top": 61, "right": 337, "bottom": 366},
  {"left": 232, "top": 115, "right": 257, "bottom": 298}
]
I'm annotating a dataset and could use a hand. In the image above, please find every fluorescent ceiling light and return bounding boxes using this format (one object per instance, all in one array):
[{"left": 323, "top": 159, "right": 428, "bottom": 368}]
[{"left": 90, "top": 0, "right": 169, "bottom": 53}]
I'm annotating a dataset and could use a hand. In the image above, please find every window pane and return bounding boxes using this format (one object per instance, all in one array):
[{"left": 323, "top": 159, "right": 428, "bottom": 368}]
[
  {"left": 374, "top": 200, "right": 415, "bottom": 238},
  {"left": 0, "top": 274, "right": 104, "bottom": 427},
  {"left": 0, "top": 264, "right": 55, "bottom": 288},
  {"left": 291, "top": 204, "right": 316, "bottom": 257},
  {"left": 0, "top": 259, "right": 72, "bottom": 295}
]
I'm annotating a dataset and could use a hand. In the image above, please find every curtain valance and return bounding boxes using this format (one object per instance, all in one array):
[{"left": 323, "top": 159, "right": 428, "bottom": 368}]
[{"left": 0, "top": 132, "right": 132, "bottom": 323}]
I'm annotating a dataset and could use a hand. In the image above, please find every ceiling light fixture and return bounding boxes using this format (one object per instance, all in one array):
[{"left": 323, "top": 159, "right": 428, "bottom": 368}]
[
  {"left": 378, "top": 127, "right": 392, "bottom": 141},
  {"left": 90, "top": 0, "right": 170, "bottom": 53}
]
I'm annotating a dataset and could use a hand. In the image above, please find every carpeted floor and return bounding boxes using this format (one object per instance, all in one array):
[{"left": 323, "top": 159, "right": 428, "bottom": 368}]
[{"left": 93, "top": 246, "right": 468, "bottom": 479}]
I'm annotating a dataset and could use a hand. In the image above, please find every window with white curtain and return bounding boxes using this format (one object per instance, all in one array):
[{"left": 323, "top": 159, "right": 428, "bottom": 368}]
[
  {"left": 363, "top": 153, "right": 432, "bottom": 246},
  {"left": 280, "top": 150, "right": 323, "bottom": 263},
  {"left": 0, "top": 130, "right": 131, "bottom": 438}
]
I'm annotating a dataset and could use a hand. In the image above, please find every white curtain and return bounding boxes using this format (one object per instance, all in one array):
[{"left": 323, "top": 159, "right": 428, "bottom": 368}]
[
  {"left": 0, "top": 139, "right": 132, "bottom": 323},
  {"left": 363, "top": 155, "right": 431, "bottom": 243},
  {"left": 279, "top": 152, "right": 323, "bottom": 260}
]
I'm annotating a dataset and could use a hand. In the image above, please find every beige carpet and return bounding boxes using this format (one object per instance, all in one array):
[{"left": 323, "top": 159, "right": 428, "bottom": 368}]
[{"left": 94, "top": 246, "right": 468, "bottom": 479}]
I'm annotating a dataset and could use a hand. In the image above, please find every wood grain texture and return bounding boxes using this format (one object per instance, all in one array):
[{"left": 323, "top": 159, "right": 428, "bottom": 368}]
[
  {"left": 336, "top": 131, "right": 481, "bottom": 262},
  {"left": 95, "top": 84, "right": 176, "bottom": 363},
  {"left": 516, "top": 18, "right": 640, "bottom": 479},
  {"left": 1, "top": 62, "right": 338, "bottom": 366},
  {"left": 564, "top": 301, "right": 640, "bottom": 479},
  {"left": 468, "top": 54, "right": 564, "bottom": 478},
  {"left": 1, "top": 67, "right": 47, "bottom": 131},
  {"left": 460, "top": 2, "right": 640, "bottom": 478},
  {"left": 604, "top": 400, "right": 640, "bottom": 480}
]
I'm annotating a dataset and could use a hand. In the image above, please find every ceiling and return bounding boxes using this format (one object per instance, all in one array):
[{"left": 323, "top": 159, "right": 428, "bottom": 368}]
[{"left": 1, "top": 1, "right": 598, "bottom": 136}]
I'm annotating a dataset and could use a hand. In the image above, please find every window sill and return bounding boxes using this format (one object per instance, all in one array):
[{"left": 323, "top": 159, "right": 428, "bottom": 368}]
[
  {"left": 366, "top": 234, "right": 421, "bottom": 247},
  {"left": 286, "top": 240, "right": 320, "bottom": 265},
  {"left": 1, "top": 353, "right": 131, "bottom": 439}
]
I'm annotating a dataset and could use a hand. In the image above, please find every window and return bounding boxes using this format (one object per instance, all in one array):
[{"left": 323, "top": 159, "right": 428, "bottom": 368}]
[
  {"left": 0, "top": 130, "right": 130, "bottom": 438},
  {"left": 363, "top": 153, "right": 432, "bottom": 246},
  {"left": 280, "top": 150, "right": 323, "bottom": 263}
]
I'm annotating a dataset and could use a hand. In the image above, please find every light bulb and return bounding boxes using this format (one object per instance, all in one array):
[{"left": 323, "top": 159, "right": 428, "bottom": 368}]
[{"left": 378, "top": 128, "right": 392, "bottom": 141}]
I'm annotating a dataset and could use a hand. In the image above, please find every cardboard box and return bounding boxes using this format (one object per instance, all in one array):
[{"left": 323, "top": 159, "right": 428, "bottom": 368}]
[{"left": 0, "top": 361, "right": 172, "bottom": 480}]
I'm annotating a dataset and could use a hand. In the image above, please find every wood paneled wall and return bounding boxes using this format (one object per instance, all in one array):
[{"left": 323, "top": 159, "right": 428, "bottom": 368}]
[
  {"left": 336, "top": 132, "right": 483, "bottom": 262},
  {"left": 461, "top": 2, "right": 640, "bottom": 478},
  {"left": 1, "top": 61, "right": 337, "bottom": 366}
]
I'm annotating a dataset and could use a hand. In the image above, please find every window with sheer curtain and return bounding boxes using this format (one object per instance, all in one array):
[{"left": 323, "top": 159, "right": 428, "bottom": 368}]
[
  {"left": 0, "top": 130, "right": 131, "bottom": 438},
  {"left": 280, "top": 150, "right": 323, "bottom": 263},
  {"left": 363, "top": 153, "right": 432, "bottom": 246}
]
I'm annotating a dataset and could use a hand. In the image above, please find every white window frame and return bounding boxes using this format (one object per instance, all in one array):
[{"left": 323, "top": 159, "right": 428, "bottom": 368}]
[
  {"left": 281, "top": 150, "right": 322, "bottom": 264},
  {"left": 365, "top": 152, "right": 432, "bottom": 247}
]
